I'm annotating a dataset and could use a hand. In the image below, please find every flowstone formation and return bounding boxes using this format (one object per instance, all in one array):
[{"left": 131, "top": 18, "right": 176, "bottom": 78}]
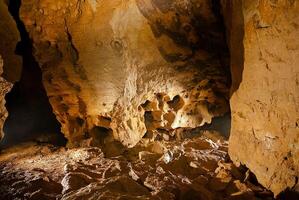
[
  {"left": 0, "top": 0, "right": 22, "bottom": 140},
  {"left": 222, "top": 0, "right": 299, "bottom": 196},
  {"left": 20, "top": 0, "right": 230, "bottom": 147}
]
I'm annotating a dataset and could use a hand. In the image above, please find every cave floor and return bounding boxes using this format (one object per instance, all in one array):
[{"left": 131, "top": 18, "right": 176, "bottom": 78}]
[{"left": 0, "top": 132, "right": 274, "bottom": 200}]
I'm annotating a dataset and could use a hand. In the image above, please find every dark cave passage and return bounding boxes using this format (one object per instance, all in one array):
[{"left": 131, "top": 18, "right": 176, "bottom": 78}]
[{"left": 0, "top": 0, "right": 66, "bottom": 148}]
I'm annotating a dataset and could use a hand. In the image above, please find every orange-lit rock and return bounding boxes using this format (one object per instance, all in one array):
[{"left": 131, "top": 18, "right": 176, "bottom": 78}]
[
  {"left": 1, "top": 0, "right": 298, "bottom": 197},
  {"left": 0, "top": 0, "right": 22, "bottom": 82},
  {"left": 20, "top": 0, "right": 230, "bottom": 147},
  {"left": 223, "top": 0, "right": 299, "bottom": 196}
]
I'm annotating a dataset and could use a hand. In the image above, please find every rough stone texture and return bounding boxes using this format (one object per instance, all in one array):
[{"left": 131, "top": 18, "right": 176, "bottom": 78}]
[
  {"left": 0, "top": 0, "right": 22, "bottom": 82},
  {"left": 223, "top": 0, "right": 299, "bottom": 196},
  {"left": 20, "top": 0, "right": 230, "bottom": 147},
  {"left": 0, "top": 56, "right": 13, "bottom": 140},
  {"left": 0, "top": 0, "right": 21, "bottom": 140},
  {"left": 0, "top": 133, "right": 275, "bottom": 199}
]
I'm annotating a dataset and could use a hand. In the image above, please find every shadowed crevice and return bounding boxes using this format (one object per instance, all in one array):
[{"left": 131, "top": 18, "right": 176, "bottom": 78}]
[{"left": 0, "top": 0, "right": 66, "bottom": 148}]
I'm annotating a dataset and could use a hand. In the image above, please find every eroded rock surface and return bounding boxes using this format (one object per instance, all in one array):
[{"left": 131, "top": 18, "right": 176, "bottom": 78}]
[
  {"left": 0, "top": 133, "right": 275, "bottom": 200},
  {"left": 0, "top": 0, "right": 22, "bottom": 82},
  {"left": 0, "top": 0, "right": 21, "bottom": 140},
  {"left": 223, "top": 0, "right": 299, "bottom": 196},
  {"left": 0, "top": 56, "right": 13, "bottom": 140},
  {"left": 19, "top": 0, "right": 230, "bottom": 147}
]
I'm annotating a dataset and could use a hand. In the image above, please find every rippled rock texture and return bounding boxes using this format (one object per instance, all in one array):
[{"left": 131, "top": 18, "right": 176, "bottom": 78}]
[
  {"left": 0, "top": 133, "right": 275, "bottom": 200},
  {"left": 0, "top": 0, "right": 22, "bottom": 140},
  {"left": 222, "top": 0, "right": 299, "bottom": 196},
  {"left": 19, "top": 0, "right": 230, "bottom": 147}
]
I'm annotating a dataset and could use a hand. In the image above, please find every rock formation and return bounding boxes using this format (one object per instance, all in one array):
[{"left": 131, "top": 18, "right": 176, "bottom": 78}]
[
  {"left": 0, "top": 0, "right": 22, "bottom": 140},
  {"left": 0, "top": 133, "right": 275, "bottom": 200},
  {"left": 0, "top": 56, "right": 12, "bottom": 140},
  {"left": 19, "top": 0, "right": 230, "bottom": 147},
  {"left": 0, "top": 0, "right": 298, "bottom": 197},
  {"left": 222, "top": 0, "right": 299, "bottom": 196}
]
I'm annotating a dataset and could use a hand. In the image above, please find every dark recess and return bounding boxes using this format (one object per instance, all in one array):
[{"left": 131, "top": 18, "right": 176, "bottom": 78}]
[
  {"left": 210, "top": 0, "right": 232, "bottom": 88},
  {"left": 0, "top": 0, "right": 66, "bottom": 148},
  {"left": 277, "top": 189, "right": 299, "bottom": 200}
]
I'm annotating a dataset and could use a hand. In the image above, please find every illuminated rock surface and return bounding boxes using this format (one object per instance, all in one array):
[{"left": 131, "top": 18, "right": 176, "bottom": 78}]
[
  {"left": 0, "top": 132, "right": 275, "bottom": 200},
  {"left": 0, "top": 0, "right": 22, "bottom": 82},
  {"left": 0, "top": 0, "right": 298, "bottom": 198},
  {"left": 222, "top": 0, "right": 299, "bottom": 196},
  {"left": 19, "top": 0, "right": 230, "bottom": 147}
]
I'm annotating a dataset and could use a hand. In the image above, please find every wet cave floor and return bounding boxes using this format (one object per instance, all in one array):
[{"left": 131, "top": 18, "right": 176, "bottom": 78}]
[{"left": 0, "top": 130, "right": 277, "bottom": 200}]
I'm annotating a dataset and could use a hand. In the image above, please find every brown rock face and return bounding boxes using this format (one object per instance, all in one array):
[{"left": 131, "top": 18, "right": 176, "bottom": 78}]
[
  {"left": 0, "top": 0, "right": 21, "bottom": 140},
  {"left": 0, "top": 56, "right": 13, "bottom": 140},
  {"left": 2, "top": 0, "right": 298, "bottom": 197},
  {"left": 223, "top": 0, "right": 299, "bottom": 196},
  {"left": 20, "top": 0, "right": 230, "bottom": 147},
  {"left": 0, "top": 0, "right": 22, "bottom": 83}
]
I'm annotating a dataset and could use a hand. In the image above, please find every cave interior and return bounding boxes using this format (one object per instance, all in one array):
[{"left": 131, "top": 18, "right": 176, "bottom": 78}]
[{"left": 0, "top": 0, "right": 298, "bottom": 199}]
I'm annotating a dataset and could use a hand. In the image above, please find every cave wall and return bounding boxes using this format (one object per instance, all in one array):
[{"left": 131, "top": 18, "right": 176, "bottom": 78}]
[
  {"left": 222, "top": 0, "right": 299, "bottom": 196},
  {"left": 1, "top": 0, "right": 298, "bottom": 196},
  {"left": 19, "top": 0, "right": 230, "bottom": 147},
  {"left": 0, "top": 0, "right": 22, "bottom": 82},
  {"left": 0, "top": 56, "right": 12, "bottom": 140},
  {"left": 0, "top": 0, "right": 21, "bottom": 140}
]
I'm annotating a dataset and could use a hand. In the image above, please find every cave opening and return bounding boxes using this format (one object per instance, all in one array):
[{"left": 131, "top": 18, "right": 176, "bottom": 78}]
[{"left": 0, "top": 0, "right": 67, "bottom": 148}]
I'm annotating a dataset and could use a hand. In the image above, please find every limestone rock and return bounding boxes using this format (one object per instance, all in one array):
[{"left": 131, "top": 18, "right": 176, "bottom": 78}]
[
  {"left": 0, "top": 56, "right": 12, "bottom": 140},
  {"left": 0, "top": 134, "right": 274, "bottom": 199},
  {"left": 19, "top": 0, "right": 230, "bottom": 147},
  {"left": 223, "top": 0, "right": 299, "bottom": 196},
  {"left": 0, "top": 0, "right": 22, "bottom": 82},
  {"left": 61, "top": 172, "right": 94, "bottom": 194},
  {"left": 0, "top": 0, "right": 21, "bottom": 141}
]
